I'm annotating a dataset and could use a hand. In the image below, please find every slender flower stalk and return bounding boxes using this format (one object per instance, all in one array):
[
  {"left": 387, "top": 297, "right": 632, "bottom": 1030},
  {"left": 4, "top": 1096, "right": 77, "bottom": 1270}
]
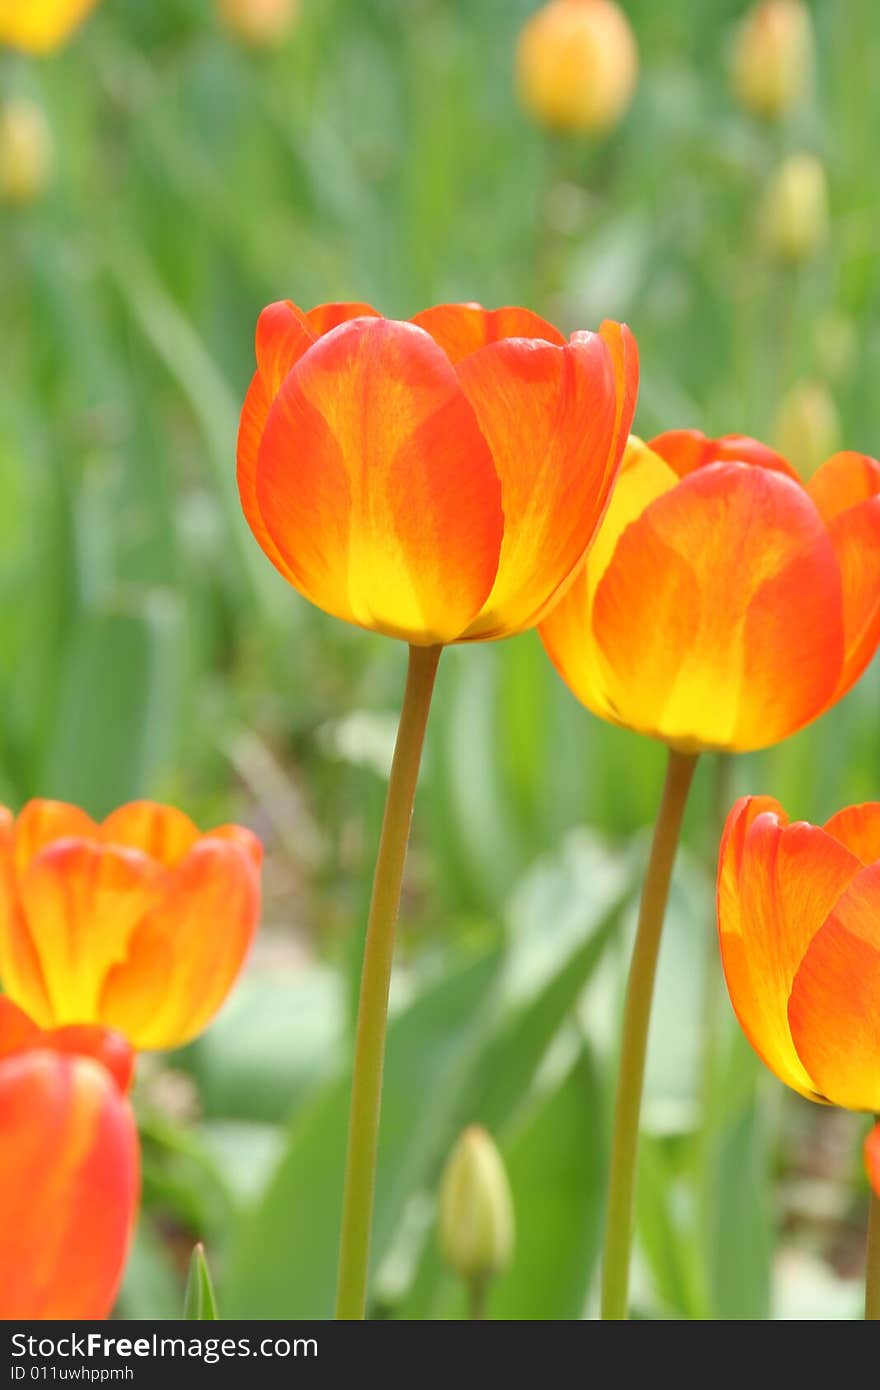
[
  {"left": 867, "top": 1184, "right": 880, "bottom": 1321},
  {"left": 601, "top": 748, "right": 699, "bottom": 1320},
  {"left": 335, "top": 644, "right": 441, "bottom": 1320}
]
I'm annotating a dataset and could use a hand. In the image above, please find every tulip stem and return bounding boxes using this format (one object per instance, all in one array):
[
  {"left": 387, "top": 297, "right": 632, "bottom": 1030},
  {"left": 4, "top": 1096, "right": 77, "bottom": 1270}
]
[
  {"left": 601, "top": 747, "right": 699, "bottom": 1320},
  {"left": 468, "top": 1276, "right": 489, "bottom": 1321},
  {"left": 867, "top": 1177, "right": 880, "bottom": 1320},
  {"left": 335, "top": 643, "right": 442, "bottom": 1321}
]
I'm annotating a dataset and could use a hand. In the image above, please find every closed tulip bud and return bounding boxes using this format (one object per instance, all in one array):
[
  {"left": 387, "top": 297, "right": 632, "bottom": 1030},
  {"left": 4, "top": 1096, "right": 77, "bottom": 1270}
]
[
  {"left": 439, "top": 1126, "right": 514, "bottom": 1284},
  {"left": 732, "top": 0, "right": 813, "bottom": 120},
  {"left": 217, "top": 0, "right": 300, "bottom": 48},
  {"left": 0, "top": 100, "right": 54, "bottom": 207},
  {"left": 516, "top": 0, "right": 639, "bottom": 136},
  {"left": 0, "top": 0, "right": 101, "bottom": 54},
  {"left": 773, "top": 380, "right": 841, "bottom": 481},
  {"left": 761, "top": 153, "right": 829, "bottom": 263}
]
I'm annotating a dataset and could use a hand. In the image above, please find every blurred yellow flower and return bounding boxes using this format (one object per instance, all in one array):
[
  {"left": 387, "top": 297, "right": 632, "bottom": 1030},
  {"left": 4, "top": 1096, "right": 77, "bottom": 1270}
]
[
  {"left": 217, "top": 0, "right": 301, "bottom": 48},
  {"left": 773, "top": 380, "right": 841, "bottom": 481},
  {"left": 761, "top": 152, "right": 829, "bottom": 263},
  {"left": 732, "top": 0, "right": 813, "bottom": 120},
  {"left": 516, "top": 0, "right": 639, "bottom": 136},
  {"left": 0, "top": 99, "right": 54, "bottom": 205},
  {"left": 0, "top": 0, "right": 100, "bottom": 54}
]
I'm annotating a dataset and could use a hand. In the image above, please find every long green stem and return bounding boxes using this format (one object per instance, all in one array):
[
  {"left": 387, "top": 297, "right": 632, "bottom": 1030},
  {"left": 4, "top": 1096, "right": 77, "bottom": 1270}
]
[
  {"left": 867, "top": 1164, "right": 880, "bottom": 1320},
  {"left": 601, "top": 747, "right": 699, "bottom": 1320},
  {"left": 335, "top": 643, "right": 442, "bottom": 1320}
]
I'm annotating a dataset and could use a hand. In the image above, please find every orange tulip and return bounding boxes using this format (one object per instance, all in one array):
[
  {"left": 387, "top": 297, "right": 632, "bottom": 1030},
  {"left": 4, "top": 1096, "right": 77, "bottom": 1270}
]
[
  {"left": 0, "top": 799, "right": 262, "bottom": 1050},
  {"left": 717, "top": 795, "right": 880, "bottom": 1110},
  {"left": 0, "top": 999, "right": 139, "bottom": 1319},
  {"left": 540, "top": 432, "right": 880, "bottom": 753},
  {"left": 237, "top": 300, "right": 638, "bottom": 644},
  {"left": 0, "top": 0, "right": 100, "bottom": 53}
]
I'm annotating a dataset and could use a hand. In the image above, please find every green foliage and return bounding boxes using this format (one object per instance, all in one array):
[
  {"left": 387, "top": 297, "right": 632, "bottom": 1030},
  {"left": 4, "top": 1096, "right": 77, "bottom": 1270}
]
[
  {"left": 184, "top": 1244, "right": 220, "bottom": 1320},
  {"left": 1, "top": 0, "right": 876, "bottom": 1320}
]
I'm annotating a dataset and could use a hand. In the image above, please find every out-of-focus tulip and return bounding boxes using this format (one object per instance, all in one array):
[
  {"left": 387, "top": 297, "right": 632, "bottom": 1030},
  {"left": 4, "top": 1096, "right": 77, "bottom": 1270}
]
[
  {"left": 217, "top": 0, "right": 300, "bottom": 48},
  {"left": 0, "top": 1001, "right": 139, "bottom": 1319},
  {"left": 761, "top": 152, "right": 829, "bottom": 263},
  {"left": 516, "top": 0, "right": 639, "bottom": 135},
  {"left": 0, "top": 0, "right": 101, "bottom": 54},
  {"left": 0, "top": 799, "right": 262, "bottom": 1051},
  {"left": 867, "top": 1127, "right": 880, "bottom": 1199},
  {"left": 539, "top": 432, "right": 880, "bottom": 752},
  {"left": 718, "top": 796, "right": 880, "bottom": 1111},
  {"left": 0, "top": 99, "right": 54, "bottom": 206},
  {"left": 439, "top": 1126, "right": 515, "bottom": 1284},
  {"left": 238, "top": 300, "right": 637, "bottom": 645},
  {"left": 773, "top": 379, "right": 840, "bottom": 481},
  {"left": 732, "top": 0, "right": 813, "bottom": 120}
]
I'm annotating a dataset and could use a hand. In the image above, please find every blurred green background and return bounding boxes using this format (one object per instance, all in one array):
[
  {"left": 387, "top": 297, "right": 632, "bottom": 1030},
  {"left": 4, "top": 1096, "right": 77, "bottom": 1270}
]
[{"left": 1, "top": 0, "right": 878, "bottom": 1319}]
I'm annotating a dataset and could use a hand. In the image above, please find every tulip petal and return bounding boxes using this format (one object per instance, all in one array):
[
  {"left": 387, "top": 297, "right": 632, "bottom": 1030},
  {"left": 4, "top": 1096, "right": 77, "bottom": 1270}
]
[
  {"left": 807, "top": 451, "right": 880, "bottom": 523},
  {"left": 824, "top": 803, "right": 880, "bottom": 866},
  {"left": 866, "top": 1126, "right": 880, "bottom": 1199},
  {"left": 651, "top": 429, "right": 799, "bottom": 481},
  {"left": 9, "top": 798, "right": 98, "bottom": 875},
  {"left": 410, "top": 302, "right": 565, "bottom": 364},
  {"left": 14, "top": 842, "right": 160, "bottom": 1027},
  {"left": 717, "top": 796, "right": 862, "bottom": 1099},
  {"left": 101, "top": 801, "right": 201, "bottom": 867},
  {"left": 0, "top": 998, "right": 135, "bottom": 1094},
  {"left": 587, "top": 462, "right": 843, "bottom": 750},
  {"left": 0, "top": 813, "right": 53, "bottom": 1024},
  {"left": 458, "top": 324, "right": 636, "bottom": 639},
  {"left": 823, "top": 494, "right": 880, "bottom": 704},
  {"left": 0, "top": 1050, "right": 138, "bottom": 1319},
  {"left": 305, "top": 302, "right": 382, "bottom": 335},
  {"left": 99, "top": 838, "right": 260, "bottom": 1049},
  {"left": 788, "top": 864, "right": 880, "bottom": 1111},
  {"left": 539, "top": 436, "right": 680, "bottom": 719},
  {"left": 255, "top": 316, "right": 504, "bottom": 643}
]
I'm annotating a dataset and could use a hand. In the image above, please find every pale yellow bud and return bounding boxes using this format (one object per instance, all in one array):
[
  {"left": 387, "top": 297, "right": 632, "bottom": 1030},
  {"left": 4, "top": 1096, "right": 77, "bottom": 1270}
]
[
  {"left": 0, "top": 100, "right": 54, "bottom": 207},
  {"left": 761, "top": 152, "right": 828, "bottom": 263},
  {"left": 774, "top": 380, "right": 840, "bottom": 481},
  {"left": 516, "top": 0, "right": 639, "bottom": 136},
  {"left": 439, "top": 1126, "right": 514, "bottom": 1284},
  {"left": 217, "top": 0, "right": 301, "bottom": 48},
  {"left": 732, "top": 0, "right": 813, "bottom": 120}
]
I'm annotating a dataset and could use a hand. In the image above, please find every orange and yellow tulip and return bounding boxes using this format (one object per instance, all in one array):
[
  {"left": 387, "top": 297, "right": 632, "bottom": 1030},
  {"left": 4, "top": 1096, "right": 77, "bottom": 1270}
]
[
  {"left": 718, "top": 795, "right": 880, "bottom": 1110},
  {"left": 237, "top": 300, "right": 637, "bottom": 645},
  {"left": 0, "top": 0, "right": 100, "bottom": 53},
  {"left": 0, "top": 999, "right": 138, "bottom": 1319},
  {"left": 540, "top": 432, "right": 880, "bottom": 753},
  {"left": 0, "top": 799, "right": 262, "bottom": 1051}
]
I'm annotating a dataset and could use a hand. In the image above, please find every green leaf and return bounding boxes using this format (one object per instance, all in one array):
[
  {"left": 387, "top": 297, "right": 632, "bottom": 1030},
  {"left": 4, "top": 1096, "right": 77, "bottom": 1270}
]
[
  {"left": 42, "top": 591, "right": 185, "bottom": 817},
  {"left": 405, "top": 1050, "right": 606, "bottom": 1320},
  {"left": 223, "top": 945, "right": 503, "bottom": 1319},
  {"left": 184, "top": 1244, "right": 219, "bottom": 1321}
]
